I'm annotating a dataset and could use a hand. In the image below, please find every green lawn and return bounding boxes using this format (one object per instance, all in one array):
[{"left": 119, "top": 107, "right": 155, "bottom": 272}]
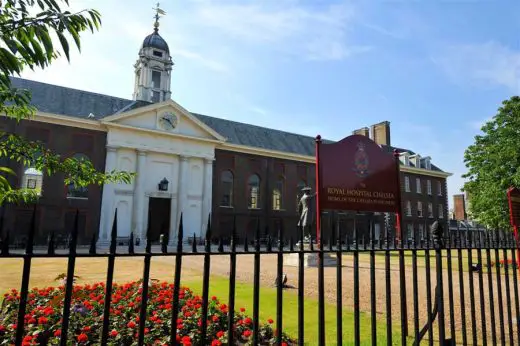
[{"left": 185, "top": 277, "right": 405, "bottom": 345}]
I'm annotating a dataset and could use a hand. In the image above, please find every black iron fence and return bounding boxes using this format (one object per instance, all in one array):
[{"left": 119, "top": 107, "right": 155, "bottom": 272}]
[{"left": 1, "top": 206, "right": 520, "bottom": 345}]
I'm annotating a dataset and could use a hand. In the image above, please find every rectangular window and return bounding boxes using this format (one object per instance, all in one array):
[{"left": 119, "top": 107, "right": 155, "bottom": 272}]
[
  {"left": 67, "top": 184, "right": 88, "bottom": 199},
  {"left": 406, "top": 200, "right": 412, "bottom": 216},
  {"left": 427, "top": 180, "right": 432, "bottom": 195},
  {"left": 152, "top": 90, "right": 160, "bottom": 103},
  {"left": 418, "top": 224, "right": 425, "bottom": 239},
  {"left": 437, "top": 181, "right": 442, "bottom": 196},
  {"left": 428, "top": 203, "right": 433, "bottom": 218},
  {"left": 152, "top": 70, "right": 161, "bottom": 89},
  {"left": 153, "top": 50, "right": 163, "bottom": 57},
  {"left": 416, "top": 178, "right": 421, "bottom": 193},
  {"left": 417, "top": 201, "right": 423, "bottom": 217},
  {"left": 407, "top": 223, "right": 413, "bottom": 240},
  {"left": 249, "top": 187, "right": 259, "bottom": 209},
  {"left": 438, "top": 205, "right": 444, "bottom": 219},
  {"left": 405, "top": 176, "right": 410, "bottom": 192}
]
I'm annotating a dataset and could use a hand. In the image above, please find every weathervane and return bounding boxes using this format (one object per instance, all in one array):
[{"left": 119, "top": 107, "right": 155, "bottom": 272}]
[{"left": 153, "top": 2, "right": 166, "bottom": 32}]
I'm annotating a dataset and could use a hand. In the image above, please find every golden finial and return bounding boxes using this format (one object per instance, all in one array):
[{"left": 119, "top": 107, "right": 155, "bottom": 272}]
[{"left": 153, "top": 2, "right": 166, "bottom": 32}]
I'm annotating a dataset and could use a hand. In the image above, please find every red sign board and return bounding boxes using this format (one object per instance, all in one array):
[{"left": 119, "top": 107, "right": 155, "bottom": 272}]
[
  {"left": 316, "top": 135, "right": 401, "bottom": 213},
  {"left": 508, "top": 187, "right": 520, "bottom": 227}
]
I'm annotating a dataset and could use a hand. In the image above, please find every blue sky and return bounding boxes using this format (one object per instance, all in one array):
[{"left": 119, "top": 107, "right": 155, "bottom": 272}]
[{"left": 21, "top": 0, "right": 520, "bottom": 210}]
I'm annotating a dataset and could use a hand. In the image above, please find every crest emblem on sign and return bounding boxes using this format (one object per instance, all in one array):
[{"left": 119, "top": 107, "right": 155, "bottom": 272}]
[{"left": 353, "top": 141, "right": 369, "bottom": 178}]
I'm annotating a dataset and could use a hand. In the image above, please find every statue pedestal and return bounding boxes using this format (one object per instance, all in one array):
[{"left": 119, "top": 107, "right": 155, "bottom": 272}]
[{"left": 283, "top": 243, "right": 338, "bottom": 268}]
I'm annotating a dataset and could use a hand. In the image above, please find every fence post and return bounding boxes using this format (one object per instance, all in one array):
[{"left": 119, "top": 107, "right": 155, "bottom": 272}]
[{"left": 433, "top": 221, "right": 448, "bottom": 345}]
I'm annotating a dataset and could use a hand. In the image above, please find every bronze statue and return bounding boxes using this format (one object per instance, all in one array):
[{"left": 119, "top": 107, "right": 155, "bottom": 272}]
[{"left": 297, "top": 187, "right": 316, "bottom": 242}]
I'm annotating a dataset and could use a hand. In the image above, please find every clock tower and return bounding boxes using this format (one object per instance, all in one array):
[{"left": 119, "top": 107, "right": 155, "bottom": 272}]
[{"left": 133, "top": 4, "right": 173, "bottom": 103}]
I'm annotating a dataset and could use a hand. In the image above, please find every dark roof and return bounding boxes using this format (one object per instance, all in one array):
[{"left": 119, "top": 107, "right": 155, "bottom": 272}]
[
  {"left": 142, "top": 31, "right": 169, "bottom": 53},
  {"left": 8, "top": 77, "right": 445, "bottom": 172},
  {"left": 193, "top": 112, "right": 333, "bottom": 156},
  {"left": 10, "top": 77, "right": 136, "bottom": 118}
]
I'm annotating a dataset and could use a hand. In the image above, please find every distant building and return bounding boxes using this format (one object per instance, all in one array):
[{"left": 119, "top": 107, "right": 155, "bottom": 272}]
[{"left": 453, "top": 193, "right": 467, "bottom": 221}]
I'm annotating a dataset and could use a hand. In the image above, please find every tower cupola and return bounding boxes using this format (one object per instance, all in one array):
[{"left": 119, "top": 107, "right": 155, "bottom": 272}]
[{"left": 133, "top": 3, "right": 173, "bottom": 103}]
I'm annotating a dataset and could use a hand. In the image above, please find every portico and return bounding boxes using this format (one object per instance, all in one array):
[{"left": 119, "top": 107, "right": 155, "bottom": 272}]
[{"left": 97, "top": 100, "right": 224, "bottom": 246}]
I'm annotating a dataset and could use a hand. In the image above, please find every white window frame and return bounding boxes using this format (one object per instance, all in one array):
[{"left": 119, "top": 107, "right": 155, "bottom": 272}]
[
  {"left": 416, "top": 178, "right": 421, "bottom": 193},
  {"left": 405, "top": 176, "right": 410, "bottom": 192},
  {"left": 438, "top": 205, "right": 444, "bottom": 219},
  {"left": 417, "top": 201, "right": 423, "bottom": 217},
  {"left": 428, "top": 203, "right": 433, "bottom": 218},
  {"left": 427, "top": 180, "right": 432, "bottom": 195}
]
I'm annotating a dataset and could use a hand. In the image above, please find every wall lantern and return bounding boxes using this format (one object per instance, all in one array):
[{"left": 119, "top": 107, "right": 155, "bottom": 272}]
[{"left": 158, "top": 177, "right": 169, "bottom": 191}]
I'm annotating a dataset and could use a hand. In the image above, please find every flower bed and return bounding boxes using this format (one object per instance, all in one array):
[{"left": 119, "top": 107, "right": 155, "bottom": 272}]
[{"left": 0, "top": 280, "right": 293, "bottom": 345}]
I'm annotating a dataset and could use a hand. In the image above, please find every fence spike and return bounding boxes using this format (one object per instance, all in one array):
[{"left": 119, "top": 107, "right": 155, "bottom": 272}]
[
  {"left": 218, "top": 236, "right": 224, "bottom": 253},
  {"left": 48, "top": 231, "right": 55, "bottom": 255},
  {"left": 145, "top": 208, "right": 152, "bottom": 253},
  {"left": 266, "top": 235, "right": 272, "bottom": 252},
  {"left": 289, "top": 237, "right": 294, "bottom": 252},
  {"left": 161, "top": 233, "right": 168, "bottom": 253},
  {"left": 1, "top": 231, "right": 9, "bottom": 255},
  {"left": 328, "top": 233, "right": 333, "bottom": 252},
  {"left": 192, "top": 233, "right": 198, "bottom": 253},
  {"left": 89, "top": 233, "right": 96, "bottom": 255},
  {"left": 26, "top": 204, "right": 37, "bottom": 255},
  {"left": 231, "top": 216, "right": 237, "bottom": 252},
  {"left": 177, "top": 213, "right": 184, "bottom": 252},
  {"left": 110, "top": 209, "right": 118, "bottom": 254},
  {"left": 129, "top": 232, "right": 135, "bottom": 254},
  {"left": 244, "top": 235, "right": 249, "bottom": 252},
  {"left": 254, "top": 218, "right": 261, "bottom": 251},
  {"left": 205, "top": 214, "right": 212, "bottom": 253}
]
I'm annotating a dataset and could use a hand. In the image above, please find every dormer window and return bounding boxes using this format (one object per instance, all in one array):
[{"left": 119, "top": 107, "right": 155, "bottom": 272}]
[
  {"left": 153, "top": 50, "right": 163, "bottom": 58},
  {"left": 399, "top": 152, "right": 410, "bottom": 166}
]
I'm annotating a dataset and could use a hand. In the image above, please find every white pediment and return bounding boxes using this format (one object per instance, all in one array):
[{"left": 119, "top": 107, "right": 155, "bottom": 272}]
[{"left": 101, "top": 99, "right": 225, "bottom": 142}]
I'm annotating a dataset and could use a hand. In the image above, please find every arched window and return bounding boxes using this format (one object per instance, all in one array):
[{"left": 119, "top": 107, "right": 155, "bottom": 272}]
[
  {"left": 272, "top": 176, "right": 284, "bottom": 210},
  {"left": 220, "top": 170, "right": 234, "bottom": 207},
  {"left": 248, "top": 174, "right": 261, "bottom": 209},
  {"left": 67, "top": 153, "right": 89, "bottom": 199},
  {"left": 22, "top": 167, "right": 43, "bottom": 196}
]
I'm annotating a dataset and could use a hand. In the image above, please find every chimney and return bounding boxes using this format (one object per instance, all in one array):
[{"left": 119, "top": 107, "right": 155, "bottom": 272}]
[
  {"left": 352, "top": 127, "right": 370, "bottom": 137},
  {"left": 453, "top": 194, "right": 467, "bottom": 221},
  {"left": 370, "top": 121, "right": 391, "bottom": 146}
]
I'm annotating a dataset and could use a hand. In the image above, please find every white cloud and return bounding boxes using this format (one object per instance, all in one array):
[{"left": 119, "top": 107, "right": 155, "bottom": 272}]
[
  {"left": 190, "top": 1, "right": 371, "bottom": 61},
  {"left": 432, "top": 41, "right": 520, "bottom": 91}
]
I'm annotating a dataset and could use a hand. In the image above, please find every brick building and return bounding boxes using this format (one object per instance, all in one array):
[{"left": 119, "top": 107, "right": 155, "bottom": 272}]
[{"left": 0, "top": 21, "right": 451, "bottom": 245}]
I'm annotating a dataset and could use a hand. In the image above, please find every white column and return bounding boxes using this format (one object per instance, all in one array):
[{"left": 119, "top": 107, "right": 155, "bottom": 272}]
[
  {"left": 99, "top": 145, "right": 118, "bottom": 242},
  {"left": 177, "top": 155, "right": 190, "bottom": 239},
  {"left": 201, "top": 158, "right": 213, "bottom": 237},
  {"left": 133, "top": 150, "right": 147, "bottom": 241}
]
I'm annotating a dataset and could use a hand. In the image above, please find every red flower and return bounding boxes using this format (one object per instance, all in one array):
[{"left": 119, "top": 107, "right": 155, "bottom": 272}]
[
  {"left": 127, "top": 321, "right": 136, "bottom": 328},
  {"left": 110, "top": 329, "right": 118, "bottom": 337},
  {"left": 216, "top": 331, "right": 224, "bottom": 338},
  {"left": 240, "top": 307, "right": 246, "bottom": 312},
  {"left": 243, "top": 330, "right": 252, "bottom": 338},
  {"left": 182, "top": 335, "right": 192, "bottom": 345},
  {"left": 37, "top": 316, "right": 48, "bottom": 324},
  {"left": 212, "top": 340, "right": 222, "bottom": 346},
  {"left": 77, "top": 333, "right": 88, "bottom": 343},
  {"left": 268, "top": 318, "right": 274, "bottom": 324},
  {"left": 54, "top": 329, "right": 61, "bottom": 337},
  {"left": 282, "top": 343, "right": 288, "bottom": 346}
]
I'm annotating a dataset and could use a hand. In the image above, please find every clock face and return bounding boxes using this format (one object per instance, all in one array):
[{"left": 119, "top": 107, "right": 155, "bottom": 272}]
[{"left": 159, "top": 112, "right": 178, "bottom": 130}]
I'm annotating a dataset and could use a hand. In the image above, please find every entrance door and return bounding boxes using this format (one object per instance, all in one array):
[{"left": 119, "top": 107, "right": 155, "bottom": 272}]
[{"left": 148, "top": 197, "right": 171, "bottom": 243}]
